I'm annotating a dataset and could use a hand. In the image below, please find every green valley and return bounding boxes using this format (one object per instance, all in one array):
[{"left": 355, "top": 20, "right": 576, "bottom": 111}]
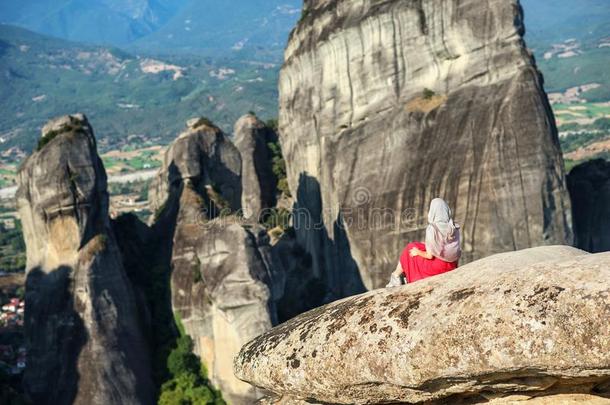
[{"left": 0, "top": 24, "right": 280, "bottom": 157}]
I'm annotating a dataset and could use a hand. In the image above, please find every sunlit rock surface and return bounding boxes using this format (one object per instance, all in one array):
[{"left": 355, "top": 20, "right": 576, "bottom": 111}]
[
  {"left": 235, "top": 246, "right": 610, "bottom": 404},
  {"left": 148, "top": 117, "right": 242, "bottom": 219}
]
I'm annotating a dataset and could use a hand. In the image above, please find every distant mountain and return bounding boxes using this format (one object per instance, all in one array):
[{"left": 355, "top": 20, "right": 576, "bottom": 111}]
[
  {"left": 0, "top": 0, "right": 301, "bottom": 60},
  {"left": 521, "top": 0, "right": 610, "bottom": 47},
  {"left": 132, "top": 0, "right": 301, "bottom": 59},
  {"left": 0, "top": 0, "right": 187, "bottom": 46},
  {"left": 521, "top": 0, "right": 610, "bottom": 99},
  {"left": 0, "top": 24, "right": 280, "bottom": 154}
]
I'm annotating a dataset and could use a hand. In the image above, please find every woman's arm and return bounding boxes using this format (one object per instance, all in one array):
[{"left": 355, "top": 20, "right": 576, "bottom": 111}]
[{"left": 409, "top": 247, "right": 433, "bottom": 260}]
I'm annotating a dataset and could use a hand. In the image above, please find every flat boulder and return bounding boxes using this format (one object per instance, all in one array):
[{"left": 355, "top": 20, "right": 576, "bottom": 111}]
[{"left": 235, "top": 246, "right": 610, "bottom": 404}]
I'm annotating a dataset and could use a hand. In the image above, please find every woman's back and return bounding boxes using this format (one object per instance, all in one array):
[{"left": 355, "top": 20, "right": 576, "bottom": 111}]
[{"left": 426, "top": 224, "right": 461, "bottom": 263}]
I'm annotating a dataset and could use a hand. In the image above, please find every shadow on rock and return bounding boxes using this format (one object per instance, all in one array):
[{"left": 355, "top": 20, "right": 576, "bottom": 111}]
[
  {"left": 23, "top": 266, "right": 87, "bottom": 405},
  {"left": 567, "top": 158, "right": 610, "bottom": 253},
  {"left": 274, "top": 173, "right": 366, "bottom": 321}
]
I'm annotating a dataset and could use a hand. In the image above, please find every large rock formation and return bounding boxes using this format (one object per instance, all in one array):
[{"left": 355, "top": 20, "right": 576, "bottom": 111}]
[
  {"left": 16, "top": 114, "right": 155, "bottom": 405},
  {"left": 149, "top": 117, "right": 242, "bottom": 219},
  {"left": 235, "top": 246, "right": 610, "bottom": 404},
  {"left": 278, "top": 0, "right": 573, "bottom": 290},
  {"left": 234, "top": 114, "right": 278, "bottom": 220},
  {"left": 149, "top": 118, "right": 283, "bottom": 404},
  {"left": 567, "top": 159, "right": 610, "bottom": 253}
]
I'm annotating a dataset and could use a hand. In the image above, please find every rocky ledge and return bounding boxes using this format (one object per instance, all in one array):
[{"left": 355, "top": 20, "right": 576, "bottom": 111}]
[{"left": 234, "top": 246, "right": 610, "bottom": 404}]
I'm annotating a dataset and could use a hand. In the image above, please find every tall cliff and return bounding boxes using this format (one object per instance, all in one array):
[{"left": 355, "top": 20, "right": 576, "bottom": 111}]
[
  {"left": 16, "top": 115, "right": 155, "bottom": 405},
  {"left": 148, "top": 118, "right": 283, "bottom": 404},
  {"left": 278, "top": 0, "right": 573, "bottom": 290},
  {"left": 149, "top": 117, "right": 242, "bottom": 218}
]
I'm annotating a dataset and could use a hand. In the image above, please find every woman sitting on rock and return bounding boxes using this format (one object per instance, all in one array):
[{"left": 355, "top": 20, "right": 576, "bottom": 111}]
[{"left": 387, "top": 198, "right": 461, "bottom": 287}]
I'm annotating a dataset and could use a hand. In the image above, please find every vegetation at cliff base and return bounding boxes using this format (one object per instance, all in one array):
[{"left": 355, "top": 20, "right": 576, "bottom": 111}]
[
  {"left": 138, "top": 247, "right": 224, "bottom": 405},
  {"left": 268, "top": 140, "right": 290, "bottom": 198},
  {"left": 159, "top": 316, "right": 225, "bottom": 405}
]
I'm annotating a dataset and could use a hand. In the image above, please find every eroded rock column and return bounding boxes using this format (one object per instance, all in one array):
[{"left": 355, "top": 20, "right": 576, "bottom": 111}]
[{"left": 17, "top": 114, "right": 155, "bottom": 405}]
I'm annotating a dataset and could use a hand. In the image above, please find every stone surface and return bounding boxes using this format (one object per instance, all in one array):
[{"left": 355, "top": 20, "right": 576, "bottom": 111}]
[
  {"left": 148, "top": 117, "right": 242, "bottom": 220},
  {"left": 149, "top": 118, "right": 284, "bottom": 405},
  {"left": 235, "top": 246, "right": 610, "bottom": 405},
  {"left": 568, "top": 159, "right": 610, "bottom": 253},
  {"left": 171, "top": 216, "right": 280, "bottom": 405},
  {"left": 278, "top": 0, "right": 573, "bottom": 290},
  {"left": 234, "top": 114, "right": 278, "bottom": 220},
  {"left": 16, "top": 114, "right": 155, "bottom": 405}
]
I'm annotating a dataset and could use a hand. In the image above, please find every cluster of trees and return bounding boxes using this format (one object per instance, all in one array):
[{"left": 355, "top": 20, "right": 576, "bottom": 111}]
[
  {"left": 560, "top": 117, "right": 610, "bottom": 135},
  {"left": 159, "top": 317, "right": 225, "bottom": 405}
]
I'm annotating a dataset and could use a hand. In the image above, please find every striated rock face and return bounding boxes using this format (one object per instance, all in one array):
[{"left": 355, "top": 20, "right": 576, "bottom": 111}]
[
  {"left": 171, "top": 217, "right": 279, "bottom": 404},
  {"left": 149, "top": 117, "right": 242, "bottom": 219},
  {"left": 149, "top": 118, "right": 283, "bottom": 404},
  {"left": 279, "top": 0, "right": 573, "bottom": 290},
  {"left": 234, "top": 114, "right": 278, "bottom": 220},
  {"left": 567, "top": 159, "right": 610, "bottom": 253},
  {"left": 16, "top": 114, "right": 155, "bottom": 405},
  {"left": 235, "top": 246, "right": 610, "bottom": 405}
]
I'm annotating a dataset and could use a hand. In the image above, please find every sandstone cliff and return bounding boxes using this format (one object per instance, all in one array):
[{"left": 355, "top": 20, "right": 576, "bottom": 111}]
[
  {"left": 278, "top": 0, "right": 573, "bottom": 290},
  {"left": 568, "top": 159, "right": 610, "bottom": 253},
  {"left": 235, "top": 246, "right": 610, "bottom": 404},
  {"left": 16, "top": 114, "right": 155, "bottom": 405},
  {"left": 148, "top": 118, "right": 284, "bottom": 404}
]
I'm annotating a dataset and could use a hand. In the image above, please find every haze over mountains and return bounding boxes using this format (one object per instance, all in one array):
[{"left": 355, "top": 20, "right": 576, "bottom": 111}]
[
  {"left": 1, "top": 0, "right": 608, "bottom": 57},
  {"left": 522, "top": 0, "right": 610, "bottom": 46},
  {"left": 0, "top": 0, "right": 301, "bottom": 58},
  {"left": 0, "top": 24, "right": 281, "bottom": 153}
]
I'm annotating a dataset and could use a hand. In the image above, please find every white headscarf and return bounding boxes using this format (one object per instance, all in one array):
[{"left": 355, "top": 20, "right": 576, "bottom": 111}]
[{"left": 425, "top": 198, "right": 461, "bottom": 263}]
